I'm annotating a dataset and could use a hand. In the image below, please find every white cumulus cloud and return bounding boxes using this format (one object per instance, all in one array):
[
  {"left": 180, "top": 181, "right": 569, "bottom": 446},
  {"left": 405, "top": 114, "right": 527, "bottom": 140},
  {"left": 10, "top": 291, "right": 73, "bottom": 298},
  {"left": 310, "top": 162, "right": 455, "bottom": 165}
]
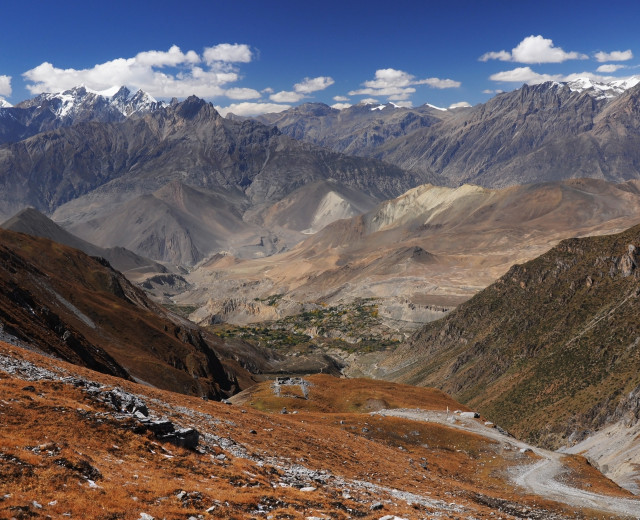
[
  {"left": 0, "top": 75, "right": 11, "bottom": 97},
  {"left": 333, "top": 95, "right": 349, "bottom": 102},
  {"left": 215, "top": 102, "right": 291, "bottom": 117},
  {"left": 489, "top": 66, "right": 563, "bottom": 84},
  {"left": 22, "top": 44, "right": 257, "bottom": 100},
  {"left": 270, "top": 90, "right": 305, "bottom": 103},
  {"left": 480, "top": 35, "right": 587, "bottom": 64},
  {"left": 595, "top": 49, "right": 633, "bottom": 62},
  {"left": 294, "top": 76, "right": 334, "bottom": 94},
  {"left": 349, "top": 68, "right": 459, "bottom": 103},
  {"left": 489, "top": 67, "right": 629, "bottom": 86},
  {"left": 225, "top": 87, "right": 261, "bottom": 100},
  {"left": 203, "top": 43, "right": 253, "bottom": 64},
  {"left": 331, "top": 102, "right": 351, "bottom": 110},
  {"left": 269, "top": 75, "right": 334, "bottom": 103}
]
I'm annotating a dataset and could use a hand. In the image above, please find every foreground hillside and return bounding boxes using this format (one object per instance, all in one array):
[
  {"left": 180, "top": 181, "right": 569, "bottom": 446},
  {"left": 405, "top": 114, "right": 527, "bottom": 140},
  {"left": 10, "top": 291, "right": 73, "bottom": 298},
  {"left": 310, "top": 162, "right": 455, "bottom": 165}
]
[
  {"left": 380, "top": 222, "right": 640, "bottom": 488},
  {"left": 2, "top": 341, "right": 639, "bottom": 519}
]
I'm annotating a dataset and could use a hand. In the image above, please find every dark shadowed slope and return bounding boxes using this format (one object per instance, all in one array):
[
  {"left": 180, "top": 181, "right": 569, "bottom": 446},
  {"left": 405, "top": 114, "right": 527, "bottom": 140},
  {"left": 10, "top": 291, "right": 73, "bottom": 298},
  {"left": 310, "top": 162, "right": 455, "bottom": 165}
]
[{"left": 0, "top": 228, "right": 249, "bottom": 398}]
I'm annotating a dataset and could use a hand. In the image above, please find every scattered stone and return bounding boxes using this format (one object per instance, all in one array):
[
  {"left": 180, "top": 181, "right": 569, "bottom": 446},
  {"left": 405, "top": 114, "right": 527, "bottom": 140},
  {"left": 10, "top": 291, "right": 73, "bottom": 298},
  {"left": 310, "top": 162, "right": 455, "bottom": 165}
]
[
  {"left": 281, "top": 407, "right": 288, "bottom": 414},
  {"left": 459, "top": 411, "right": 480, "bottom": 419},
  {"left": 300, "top": 486, "right": 316, "bottom": 492},
  {"left": 138, "top": 514, "right": 153, "bottom": 520},
  {"left": 249, "top": 429, "right": 257, "bottom": 435},
  {"left": 370, "top": 502, "right": 384, "bottom": 510},
  {"left": 22, "top": 385, "right": 36, "bottom": 392}
]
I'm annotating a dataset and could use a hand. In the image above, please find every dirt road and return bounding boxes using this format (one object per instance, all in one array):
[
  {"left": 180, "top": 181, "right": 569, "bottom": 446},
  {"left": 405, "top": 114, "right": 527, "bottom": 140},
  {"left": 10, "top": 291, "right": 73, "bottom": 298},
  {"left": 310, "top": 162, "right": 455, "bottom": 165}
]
[{"left": 373, "top": 408, "right": 640, "bottom": 518}]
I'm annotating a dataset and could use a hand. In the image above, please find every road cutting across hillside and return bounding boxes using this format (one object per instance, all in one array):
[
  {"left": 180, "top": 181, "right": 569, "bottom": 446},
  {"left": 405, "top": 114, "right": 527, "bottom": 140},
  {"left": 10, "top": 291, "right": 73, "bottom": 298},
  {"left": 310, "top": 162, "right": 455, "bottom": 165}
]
[{"left": 373, "top": 408, "right": 640, "bottom": 518}]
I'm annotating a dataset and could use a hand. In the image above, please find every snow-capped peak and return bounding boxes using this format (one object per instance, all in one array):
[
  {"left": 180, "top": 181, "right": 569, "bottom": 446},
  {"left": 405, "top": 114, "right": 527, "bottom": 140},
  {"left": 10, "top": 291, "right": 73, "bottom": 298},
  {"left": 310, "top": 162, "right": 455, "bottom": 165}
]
[
  {"left": 21, "top": 85, "right": 162, "bottom": 120},
  {"left": 566, "top": 76, "right": 640, "bottom": 100},
  {"left": 0, "top": 98, "right": 12, "bottom": 108},
  {"left": 370, "top": 102, "right": 401, "bottom": 111}
]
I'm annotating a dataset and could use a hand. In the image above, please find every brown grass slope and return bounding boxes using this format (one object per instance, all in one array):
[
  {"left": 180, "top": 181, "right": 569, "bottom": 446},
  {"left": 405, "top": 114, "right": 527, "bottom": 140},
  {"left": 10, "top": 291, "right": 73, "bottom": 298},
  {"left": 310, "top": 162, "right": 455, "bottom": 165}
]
[
  {"left": 381, "top": 222, "right": 640, "bottom": 449},
  {"left": 1, "top": 341, "right": 633, "bottom": 519},
  {"left": 0, "top": 228, "right": 248, "bottom": 398}
]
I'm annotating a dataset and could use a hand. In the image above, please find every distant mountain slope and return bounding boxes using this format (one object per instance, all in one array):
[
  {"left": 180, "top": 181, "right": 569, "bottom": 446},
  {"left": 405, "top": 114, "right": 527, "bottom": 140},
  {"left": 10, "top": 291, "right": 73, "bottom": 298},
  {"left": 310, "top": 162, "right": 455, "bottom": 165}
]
[
  {"left": 255, "top": 102, "right": 451, "bottom": 156},
  {"left": 0, "top": 228, "right": 246, "bottom": 398},
  {"left": 375, "top": 80, "right": 640, "bottom": 187},
  {"left": 380, "top": 221, "right": 640, "bottom": 452},
  {"left": 181, "top": 178, "right": 640, "bottom": 330},
  {"left": 1, "top": 207, "right": 167, "bottom": 276}
]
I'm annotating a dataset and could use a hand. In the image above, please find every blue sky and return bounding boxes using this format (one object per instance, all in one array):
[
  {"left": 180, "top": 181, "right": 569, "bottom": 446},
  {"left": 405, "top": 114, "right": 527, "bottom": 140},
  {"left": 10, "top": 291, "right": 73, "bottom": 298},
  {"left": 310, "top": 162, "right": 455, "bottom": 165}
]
[{"left": 1, "top": 0, "right": 639, "bottom": 115}]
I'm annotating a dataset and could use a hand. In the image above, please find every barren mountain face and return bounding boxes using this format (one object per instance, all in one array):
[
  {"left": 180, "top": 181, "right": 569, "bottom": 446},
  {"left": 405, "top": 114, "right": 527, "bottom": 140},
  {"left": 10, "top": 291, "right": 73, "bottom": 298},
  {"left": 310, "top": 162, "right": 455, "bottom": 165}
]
[{"left": 175, "top": 178, "right": 640, "bottom": 334}]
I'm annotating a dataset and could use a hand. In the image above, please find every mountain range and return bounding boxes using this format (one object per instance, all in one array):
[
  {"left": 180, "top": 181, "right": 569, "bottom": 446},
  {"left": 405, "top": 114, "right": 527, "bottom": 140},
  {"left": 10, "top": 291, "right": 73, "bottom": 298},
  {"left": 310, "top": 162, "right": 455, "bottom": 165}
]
[
  {"left": 2, "top": 77, "right": 640, "bottom": 512},
  {"left": 0, "top": 85, "right": 161, "bottom": 144},
  {"left": 0, "top": 91, "right": 427, "bottom": 264},
  {"left": 256, "top": 77, "right": 640, "bottom": 189}
]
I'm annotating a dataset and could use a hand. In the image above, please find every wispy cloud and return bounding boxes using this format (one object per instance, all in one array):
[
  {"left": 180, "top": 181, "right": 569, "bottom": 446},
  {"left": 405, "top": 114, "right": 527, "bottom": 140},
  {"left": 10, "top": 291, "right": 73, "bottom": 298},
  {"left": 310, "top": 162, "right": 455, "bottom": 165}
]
[
  {"left": 594, "top": 49, "right": 633, "bottom": 62},
  {"left": 22, "top": 44, "right": 254, "bottom": 99},
  {"left": 449, "top": 101, "right": 471, "bottom": 108},
  {"left": 0, "top": 75, "right": 11, "bottom": 97},
  {"left": 480, "top": 35, "right": 587, "bottom": 64},
  {"left": 596, "top": 64, "right": 626, "bottom": 73},
  {"left": 215, "top": 102, "right": 291, "bottom": 117}
]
